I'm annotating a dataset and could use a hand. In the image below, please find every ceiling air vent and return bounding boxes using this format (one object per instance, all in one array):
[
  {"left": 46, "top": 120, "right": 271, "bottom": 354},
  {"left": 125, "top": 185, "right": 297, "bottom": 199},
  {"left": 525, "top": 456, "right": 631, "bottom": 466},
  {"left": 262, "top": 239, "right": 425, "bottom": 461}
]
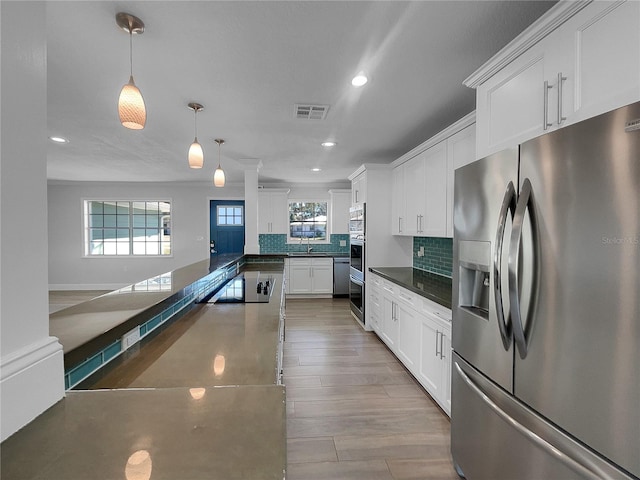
[{"left": 294, "top": 104, "right": 329, "bottom": 120}]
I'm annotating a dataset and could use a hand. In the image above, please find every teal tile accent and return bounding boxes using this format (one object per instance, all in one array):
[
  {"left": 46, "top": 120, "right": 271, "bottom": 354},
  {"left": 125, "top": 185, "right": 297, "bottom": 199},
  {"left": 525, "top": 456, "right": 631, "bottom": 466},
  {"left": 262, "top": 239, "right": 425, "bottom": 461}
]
[
  {"left": 413, "top": 236, "right": 453, "bottom": 278},
  {"left": 103, "top": 340, "right": 122, "bottom": 363},
  {"left": 68, "top": 352, "right": 102, "bottom": 386},
  {"left": 259, "top": 233, "right": 349, "bottom": 254}
]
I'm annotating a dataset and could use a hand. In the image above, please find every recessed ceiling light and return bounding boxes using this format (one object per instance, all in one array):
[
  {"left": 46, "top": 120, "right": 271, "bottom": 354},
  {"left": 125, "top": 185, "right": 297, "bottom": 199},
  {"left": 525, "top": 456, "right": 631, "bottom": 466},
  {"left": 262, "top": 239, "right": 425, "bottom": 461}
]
[
  {"left": 49, "top": 136, "right": 69, "bottom": 144},
  {"left": 351, "top": 71, "right": 368, "bottom": 87},
  {"left": 311, "top": 168, "right": 321, "bottom": 172},
  {"left": 321, "top": 141, "right": 336, "bottom": 147}
]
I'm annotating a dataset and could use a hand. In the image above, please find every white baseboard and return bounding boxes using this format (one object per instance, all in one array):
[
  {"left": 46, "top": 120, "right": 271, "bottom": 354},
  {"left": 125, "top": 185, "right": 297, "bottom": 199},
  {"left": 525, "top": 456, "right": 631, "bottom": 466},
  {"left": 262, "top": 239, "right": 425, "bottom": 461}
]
[
  {"left": 49, "top": 283, "right": 125, "bottom": 291},
  {"left": 1, "top": 337, "right": 65, "bottom": 442}
]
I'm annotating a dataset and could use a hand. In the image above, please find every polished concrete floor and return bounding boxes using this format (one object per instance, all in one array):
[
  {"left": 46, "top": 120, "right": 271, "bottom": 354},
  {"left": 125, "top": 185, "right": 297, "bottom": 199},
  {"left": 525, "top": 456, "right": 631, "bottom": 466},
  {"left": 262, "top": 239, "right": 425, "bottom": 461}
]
[{"left": 284, "top": 298, "right": 457, "bottom": 480}]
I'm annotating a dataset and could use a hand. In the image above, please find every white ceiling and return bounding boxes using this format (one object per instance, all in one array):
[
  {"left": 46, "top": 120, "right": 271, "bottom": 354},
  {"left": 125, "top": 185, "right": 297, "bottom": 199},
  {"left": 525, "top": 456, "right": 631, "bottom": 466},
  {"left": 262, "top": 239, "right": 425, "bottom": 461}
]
[{"left": 46, "top": 1, "right": 556, "bottom": 186}]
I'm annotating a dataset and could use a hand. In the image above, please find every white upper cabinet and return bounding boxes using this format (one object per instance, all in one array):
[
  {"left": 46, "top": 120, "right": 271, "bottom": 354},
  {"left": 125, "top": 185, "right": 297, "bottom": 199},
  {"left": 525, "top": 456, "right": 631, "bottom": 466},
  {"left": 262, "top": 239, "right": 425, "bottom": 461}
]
[
  {"left": 421, "top": 142, "right": 448, "bottom": 237},
  {"left": 391, "top": 167, "right": 405, "bottom": 235},
  {"left": 351, "top": 173, "right": 367, "bottom": 207},
  {"left": 392, "top": 113, "right": 475, "bottom": 239},
  {"left": 567, "top": 0, "right": 640, "bottom": 124},
  {"left": 467, "top": 0, "right": 640, "bottom": 158},
  {"left": 258, "top": 189, "right": 289, "bottom": 234},
  {"left": 329, "top": 189, "right": 351, "bottom": 235},
  {"left": 403, "top": 153, "right": 427, "bottom": 236}
]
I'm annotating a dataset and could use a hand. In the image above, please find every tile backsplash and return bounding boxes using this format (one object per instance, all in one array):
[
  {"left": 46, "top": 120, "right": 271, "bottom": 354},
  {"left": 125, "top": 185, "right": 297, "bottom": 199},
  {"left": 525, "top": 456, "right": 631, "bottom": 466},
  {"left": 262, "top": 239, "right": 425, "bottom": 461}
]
[
  {"left": 259, "top": 234, "right": 350, "bottom": 255},
  {"left": 413, "top": 237, "right": 453, "bottom": 278}
]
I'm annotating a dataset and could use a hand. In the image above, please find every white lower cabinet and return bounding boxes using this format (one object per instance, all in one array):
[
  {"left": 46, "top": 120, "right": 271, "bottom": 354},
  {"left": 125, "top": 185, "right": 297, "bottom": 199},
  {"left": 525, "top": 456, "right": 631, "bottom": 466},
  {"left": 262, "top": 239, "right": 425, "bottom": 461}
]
[
  {"left": 397, "top": 301, "right": 420, "bottom": 373},
  {"left": 368, "top": 280, "right": 383, "bottom": 335},
  {"left": 381, "top": 293, "right": 398, "bottom": 350},
  {"left": 418, "top": 311, "right": 451, "bottom": 414},
  {"left": 285, "top": 257, "right": 333, "bottom": 295},
  {"left": 370, "top": 272, "right": 452, "bottom": 416}
]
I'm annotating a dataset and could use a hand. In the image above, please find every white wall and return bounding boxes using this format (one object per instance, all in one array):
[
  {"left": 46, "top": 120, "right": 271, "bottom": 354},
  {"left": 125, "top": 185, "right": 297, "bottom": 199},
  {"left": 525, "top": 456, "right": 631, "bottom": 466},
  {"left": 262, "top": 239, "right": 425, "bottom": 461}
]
[
  {"left": 1, "top": 1, "right": 65, "bottom": 441},
  {"left": 48, "top": 182, "right": 244, "bottom": 289}
]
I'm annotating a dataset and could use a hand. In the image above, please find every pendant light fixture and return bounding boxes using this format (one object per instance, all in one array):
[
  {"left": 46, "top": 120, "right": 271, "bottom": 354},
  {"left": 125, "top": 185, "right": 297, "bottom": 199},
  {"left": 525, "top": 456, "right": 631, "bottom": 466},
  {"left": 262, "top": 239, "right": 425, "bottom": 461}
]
[
  {"left": 187, "top": 103, "right": 204, "bottom": 168},
  {"left": 213, "top": 139, "right": 226, "bottom": 188},
  {"left": 116, "top": 12, "right": 146, "bottom": 130}
]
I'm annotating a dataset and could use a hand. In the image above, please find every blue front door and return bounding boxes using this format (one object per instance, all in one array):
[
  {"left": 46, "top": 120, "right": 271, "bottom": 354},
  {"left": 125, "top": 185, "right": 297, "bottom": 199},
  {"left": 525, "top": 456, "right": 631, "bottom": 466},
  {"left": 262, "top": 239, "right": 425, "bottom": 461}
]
[{"left": 210, "top": 200, "right": 245, "bottom": 256}]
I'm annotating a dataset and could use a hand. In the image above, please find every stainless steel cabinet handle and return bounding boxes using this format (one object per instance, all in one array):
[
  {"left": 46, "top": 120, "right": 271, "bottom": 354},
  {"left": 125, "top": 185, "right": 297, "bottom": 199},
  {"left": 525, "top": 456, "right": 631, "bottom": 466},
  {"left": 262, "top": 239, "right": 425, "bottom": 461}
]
[
  {"left": 435, "top": 330, "right": 440, "bottom": 358},
  {"left": 440, "top": 332, "right": 445, "bottom": 360},
  {"left": 398, "top": 217, "right": 402, "bottom": 233},
  {"left": 557, "top": 72, "right": 567, "bottom": 125},
  {"left": 494, "top": 181, "right": 516, "bottom": 350},
  {"left": 416, "top": 215, "right": 420, "bottom": 233},
  {"left": 509, "top": 178, "right": 538, "bottom": 360},
  {"left": 543, "top": 81, "right": 553, "bottom": 130}
]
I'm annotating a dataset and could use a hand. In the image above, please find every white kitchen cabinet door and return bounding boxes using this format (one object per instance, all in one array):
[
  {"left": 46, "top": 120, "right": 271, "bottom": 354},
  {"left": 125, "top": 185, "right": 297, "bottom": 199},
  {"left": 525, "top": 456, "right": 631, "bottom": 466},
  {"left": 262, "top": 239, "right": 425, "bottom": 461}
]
[
  {"left": 368, "top": 281, "right": 383, "bottom": 335},
  {"left": 475, "top": 43, "right": 548, "bottom": 158},
  {"left": 397, "top": 301, "right": 421, "bottom": 374},
  {"left": 381, "top": 294, "right": 398, "bottom": 351},
  {"left": 418, "top": 313, "right": 443, "bottom": 398},
  {"left": 329, "top": 190, "right": 351, "bottom": 235},
  {"left": 288, "top": 259, "right": 313, "bottom": 294},
  {"left": 403, "top": 154, "right": 426, "bottom": 236},
  {"left": 351, "top": 173, "right": 367, "bottom": 207},
  {"left": 258, "top": 190, "right": 289, "bottom": 234},
  {"left": 421, "top": 141, "right": 448, "bottom": 237},
  {"left": 391, "top": 166, "right": 405, "bottom": 235},
  {"left": 310, "top": 258, "right": 333, "bottom": 294},
  {"left": 567, "top": 0, "right": 640, "bottom": 125},
  {"left": 446, "top": 124, "right": 476, "bottom": 237}
]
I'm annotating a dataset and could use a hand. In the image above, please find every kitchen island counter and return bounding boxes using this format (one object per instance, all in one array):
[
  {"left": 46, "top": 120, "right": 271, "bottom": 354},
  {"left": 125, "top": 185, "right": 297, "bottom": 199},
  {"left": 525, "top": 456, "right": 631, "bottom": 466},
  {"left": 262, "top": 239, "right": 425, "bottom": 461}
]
[{"left": 3, "top": 265, "right": 288, "bottom": 480}]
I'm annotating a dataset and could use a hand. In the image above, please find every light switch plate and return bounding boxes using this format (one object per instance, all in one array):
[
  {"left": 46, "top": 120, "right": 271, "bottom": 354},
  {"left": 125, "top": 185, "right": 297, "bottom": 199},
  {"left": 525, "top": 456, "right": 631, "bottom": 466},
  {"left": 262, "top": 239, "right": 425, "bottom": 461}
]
[
  {"left": 417, "top": 246, "right": 425, "bottom": 257},
  {"left": 340, "top": 240, "right": 346, "bottom": 247}
]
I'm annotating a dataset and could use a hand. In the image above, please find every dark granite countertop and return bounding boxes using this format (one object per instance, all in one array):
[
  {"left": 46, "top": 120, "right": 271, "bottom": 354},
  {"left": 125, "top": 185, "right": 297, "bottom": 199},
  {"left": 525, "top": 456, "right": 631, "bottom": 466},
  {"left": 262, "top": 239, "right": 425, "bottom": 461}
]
[{"left": 369, "top": 267, "right": 452, "bottom": 309}]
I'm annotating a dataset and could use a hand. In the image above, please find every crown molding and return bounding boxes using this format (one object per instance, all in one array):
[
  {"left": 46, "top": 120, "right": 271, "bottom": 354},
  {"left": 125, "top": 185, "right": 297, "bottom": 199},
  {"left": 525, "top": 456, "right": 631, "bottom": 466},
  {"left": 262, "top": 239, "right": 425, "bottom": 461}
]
[{"left": 463, "top": 0, "right": 591, "bottom": 88}]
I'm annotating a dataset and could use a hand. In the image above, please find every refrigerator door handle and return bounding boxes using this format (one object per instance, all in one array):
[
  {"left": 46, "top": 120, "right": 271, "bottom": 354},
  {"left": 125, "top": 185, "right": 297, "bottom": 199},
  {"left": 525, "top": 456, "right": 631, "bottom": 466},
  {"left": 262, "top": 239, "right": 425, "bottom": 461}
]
[
  {"left": 454, "top": 361, "right": 608, "bottom": 480},
  {"left": 509, "top": 178, "right": 538, "bottom": 359},
  {"left": 494, "top": 181, "right": 517, "bottom": 350}
]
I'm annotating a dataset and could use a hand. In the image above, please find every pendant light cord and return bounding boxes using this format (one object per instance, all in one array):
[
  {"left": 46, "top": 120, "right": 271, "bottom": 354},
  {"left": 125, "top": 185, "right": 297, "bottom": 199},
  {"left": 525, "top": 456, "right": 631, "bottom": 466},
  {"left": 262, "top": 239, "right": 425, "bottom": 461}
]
[
  {"left": 129, "top": 31, "right": 134, "bottom": 77},
  {"left": 194, "top": 109, "right": 198, "bottom": 139}
]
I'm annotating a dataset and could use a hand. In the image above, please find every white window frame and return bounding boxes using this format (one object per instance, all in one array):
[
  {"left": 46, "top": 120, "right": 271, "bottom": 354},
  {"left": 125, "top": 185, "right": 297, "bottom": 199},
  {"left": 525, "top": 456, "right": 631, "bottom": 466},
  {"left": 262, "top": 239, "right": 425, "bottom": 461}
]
[
  {"left": 82, "top": 199, "right": 173, "bottom": 257},
  {"left": 287, "top": 199, "right": 331, "bottom": 244}
]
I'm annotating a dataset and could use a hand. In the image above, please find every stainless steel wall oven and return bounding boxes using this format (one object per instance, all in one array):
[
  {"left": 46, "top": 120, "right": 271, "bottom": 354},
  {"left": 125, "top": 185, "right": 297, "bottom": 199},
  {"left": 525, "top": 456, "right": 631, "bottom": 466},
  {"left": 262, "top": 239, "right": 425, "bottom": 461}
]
[{"left": 349, "top": 205, "right": 365, "bottom": 324}]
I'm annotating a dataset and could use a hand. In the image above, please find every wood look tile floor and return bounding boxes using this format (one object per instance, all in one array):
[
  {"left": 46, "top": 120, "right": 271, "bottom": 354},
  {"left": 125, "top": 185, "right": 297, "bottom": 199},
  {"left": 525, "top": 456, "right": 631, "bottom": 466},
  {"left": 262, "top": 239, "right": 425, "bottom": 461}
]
[{"left": 284, "top": 298, "right": 458, "bottom": 480}]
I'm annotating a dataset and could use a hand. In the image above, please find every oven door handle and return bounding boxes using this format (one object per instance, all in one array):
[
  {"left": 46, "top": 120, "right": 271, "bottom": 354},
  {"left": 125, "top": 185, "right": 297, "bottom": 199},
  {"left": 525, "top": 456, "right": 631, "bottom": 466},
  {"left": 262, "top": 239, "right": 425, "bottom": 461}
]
[{"left": 349, "top": 275, "right": 364, "bottom": 287}]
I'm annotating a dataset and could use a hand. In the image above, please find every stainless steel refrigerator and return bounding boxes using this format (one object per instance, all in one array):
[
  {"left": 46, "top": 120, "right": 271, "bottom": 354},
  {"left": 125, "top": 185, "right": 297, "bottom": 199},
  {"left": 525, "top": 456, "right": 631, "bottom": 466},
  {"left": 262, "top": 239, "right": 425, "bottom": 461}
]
[{"left": 451, "top": 101, "right": 639, "bottom": 480}]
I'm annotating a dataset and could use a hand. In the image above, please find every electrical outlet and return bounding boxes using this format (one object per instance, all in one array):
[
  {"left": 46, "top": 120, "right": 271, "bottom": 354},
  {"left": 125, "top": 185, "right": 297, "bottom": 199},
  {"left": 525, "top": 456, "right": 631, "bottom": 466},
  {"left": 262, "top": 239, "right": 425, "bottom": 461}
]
[
  {"left": 417, "top": 246, "right": 425, "bottom": 257},
  {"left": 339, "top": 240, "right": 346, "bottom": 247},
  {"left": 122, "top": 327, "right": 141, "bottom": 350}
]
